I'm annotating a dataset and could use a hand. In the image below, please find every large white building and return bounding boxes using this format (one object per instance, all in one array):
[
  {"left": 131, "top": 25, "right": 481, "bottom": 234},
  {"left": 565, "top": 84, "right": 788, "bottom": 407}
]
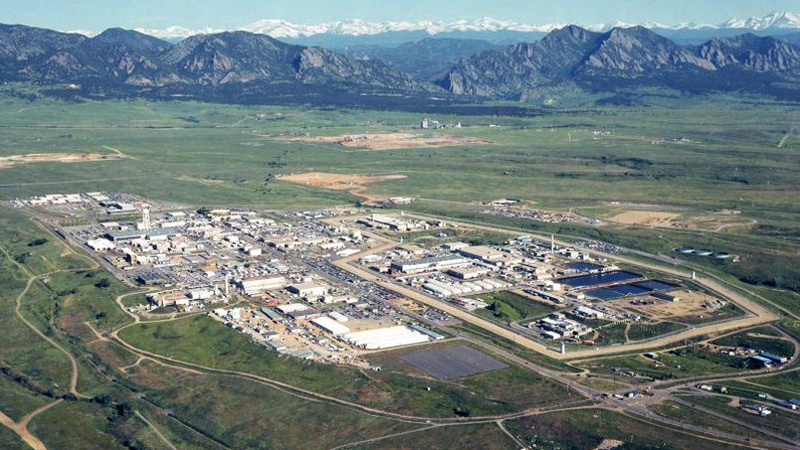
[
  {"left": 341, "top": 326, "right": 430, "bottom": 349},
  {"left": 86, "top": 238, "right": 115, "bottom": 252},
  {"left": 236, "top": 276, "right": 287, "bottom": 295},
  {"left": 391, "top": 255, "right": 469, "bottom": 274},
  {"left": 311, "top": 317, "right": 351, "bottom": 336},
  {"left": 287, "top": 282, "right": 328, "bottom": 297},
  {"left": 447, "top": 266, "right": 491, "bottom": 280}
]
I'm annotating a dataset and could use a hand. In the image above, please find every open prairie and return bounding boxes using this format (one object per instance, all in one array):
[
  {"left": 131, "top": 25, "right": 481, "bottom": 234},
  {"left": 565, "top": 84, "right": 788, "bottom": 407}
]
[{"left": 0, "top": 96, "right": 798, "bottom": 294}]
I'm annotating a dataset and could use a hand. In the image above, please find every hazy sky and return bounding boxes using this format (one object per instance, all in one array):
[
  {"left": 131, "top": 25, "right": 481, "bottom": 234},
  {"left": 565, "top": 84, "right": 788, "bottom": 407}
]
[{"left": 2, "top": 0, "right": 798, "bottom": 32}]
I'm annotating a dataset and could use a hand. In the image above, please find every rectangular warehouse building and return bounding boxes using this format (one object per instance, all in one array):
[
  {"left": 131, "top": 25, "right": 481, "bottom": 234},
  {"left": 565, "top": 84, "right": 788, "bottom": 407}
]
[
  {"left": 341, "top": 326, "right": 430, "bottom": 349},
  {"left": 391, "top": 255, "right": 469, "bottom": 274},
  {"left": 311, "top": 317, "right": 351, "bottom": 335},
  {"left": 287, "top": 282, "right": 328, "bottom": 297},
  {"left": 237, "top": 276, "right": 287, "bottom": 295}
]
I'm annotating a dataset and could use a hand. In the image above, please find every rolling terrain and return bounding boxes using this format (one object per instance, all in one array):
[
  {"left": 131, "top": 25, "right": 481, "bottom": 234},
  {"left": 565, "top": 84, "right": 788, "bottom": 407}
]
[
  {"left": 1, "top": 11, "right": 800, "bottom": 450},
  {"left": 4, "top": 22, "right": 800, "bottom": 105},
  {"left": 437, "top": 25, "right": 800, "bottom": 101}
]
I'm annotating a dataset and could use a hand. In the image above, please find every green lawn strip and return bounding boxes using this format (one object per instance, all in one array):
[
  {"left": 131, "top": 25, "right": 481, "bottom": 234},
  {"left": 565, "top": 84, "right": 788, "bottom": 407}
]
[
  {"left": 627, "top": 322, "right": 687, "bottom": 341},
  {"left": 716, "top": 380, "right": 798, "bottom": 402},
  {"left": 473, "top": 290, "right": 555, "bottom": 324},
  {"left": 710, "top": 329, "right": 795, "bottom": 357},
  {"left": 744, "top": 369, "right": 800, "bottom": 397},
  {"left": 577, "top": 346, "right": 749, "bottom": 381}
]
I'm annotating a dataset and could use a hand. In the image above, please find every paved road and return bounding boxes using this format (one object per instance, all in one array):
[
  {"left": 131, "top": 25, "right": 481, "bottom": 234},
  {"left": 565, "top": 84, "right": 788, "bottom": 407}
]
[
  {"left": 6, "top": 210, "right": 794, "bottom": 450},
  {"left": 396, "top": 213, "right": 779, "bottom": 360},
  {"left": 329, "top": 230, "right": 565, "bottom": 358}
]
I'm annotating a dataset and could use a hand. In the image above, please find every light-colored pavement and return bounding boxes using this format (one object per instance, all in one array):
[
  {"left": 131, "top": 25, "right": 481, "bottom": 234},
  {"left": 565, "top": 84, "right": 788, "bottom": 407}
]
[
  {"left": 387, "top": 213, "right": 780, "bottom": 360},
  {"left": 332, "top": 250, "right": 564, "bottom": 358}
]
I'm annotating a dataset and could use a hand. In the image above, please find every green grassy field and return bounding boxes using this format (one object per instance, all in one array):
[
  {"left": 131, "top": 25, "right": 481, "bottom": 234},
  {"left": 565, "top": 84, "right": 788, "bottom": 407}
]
[
  {"left": 744, "top": 368, "right": 800, "bottom": 396},
  {"left": 126, "top": 361, "right": 419, "bottom": 450},
  {"left": 679, "top": 395, "right": 800, "bottom": 442},
  {"left": 119, "top": 315, "right": 571, "bottom": 417},
  {"left": 0, "top": 240, "right": 76, "bottom": 393},
  {"left": 710, "top": 328, "right": 795, "bottom": 357},
  {"left": 593, "top": 322, "right": 628, "bottom": 346},
  {"left": 649, "top": 401, "right": 764, "bottom": 441},
  {"left": 0, "top": 206, "right": 159, "bottom": 447},
  {"left": 505, "top": 407, "right": 743, "bottom": 450},
  {"left": 0, "top": 375, "right": 51, "bottom": 422},
  {"left": 1, "top": 96, "right": 799, "bottom": 295},
  {"left": 26, "top": 400, "right": 134, "bottom": 450},
  {"left": 577, "top": 346, "right": 750, "bottom": 381},
  {"left": 473, "top": 290, "right": 555, "bottom": 324},
  {"left": 353, "top": 423, "right": 515, "bottom": 449},
  {"left": 0, "top": 427, "right": 27, "bottom": 450},
  {"left": 627, "top": 322, "right": 686, "bottom": 341},
  {"left": 2, "top": 95, "right": 800, "bottom": 447},
  {"left": 714, "top": 381, "right": 796, "bottom": 402}
]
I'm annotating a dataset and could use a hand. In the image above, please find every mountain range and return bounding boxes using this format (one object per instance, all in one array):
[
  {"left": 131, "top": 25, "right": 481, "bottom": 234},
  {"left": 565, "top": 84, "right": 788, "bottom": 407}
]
[
  {"left": 124, "top": 12, "right": 800, "bottom": 41},
  {"left": 3, "top": 21, "right": 800, "bottom": 106},
  {"left": 437, "top": 26, "right": 800, "bottom": 101},
  {"left": 0, "top": 24, "right": 427, "bottom": 93}
]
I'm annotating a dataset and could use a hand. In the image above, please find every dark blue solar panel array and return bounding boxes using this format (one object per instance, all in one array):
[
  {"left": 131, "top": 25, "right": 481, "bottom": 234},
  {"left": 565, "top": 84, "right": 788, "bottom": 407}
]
[
  {"left": 560, "top": 270, "right": 641, "bottom": 288},
  {"left": 586, "top": 279, "right": 680, "bottom": 300},
  {"left": 633, "top": 280, "right": 679, "bottom": 291},
  {"left": 567, "top": 262, "right": 603, "bottom": 272},
  {"left": 586, "top": 288, "right": 622, "bottom": 300},
  {"left": 611, "top": 284, "right": 652, "bottom": 296}
]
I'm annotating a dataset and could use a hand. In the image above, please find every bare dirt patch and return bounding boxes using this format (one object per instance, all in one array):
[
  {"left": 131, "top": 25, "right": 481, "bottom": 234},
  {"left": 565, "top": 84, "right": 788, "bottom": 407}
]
[
  {"left": 593, "top": 439, "right": 624, "bottom": 450},
  {"left": 280, "top": 132, "right": 492, "bottom": 151},
  {"left": 176, "top": 176, "right": 226, "bottom": 186},
  {"left": 608, "top": 210, "right": 680, "bottom": 227},
  {"left": 622, "top": 290, "right": 722, "bottom": 320},
  {"left": 605, "top": 206, "right": 753, "bottom": 231},
  {"left": 0, "top": 152, "right": 127, "bottom": 169},
  {"left": 277, "top": 172, "right": 407, "bottom": 204}
]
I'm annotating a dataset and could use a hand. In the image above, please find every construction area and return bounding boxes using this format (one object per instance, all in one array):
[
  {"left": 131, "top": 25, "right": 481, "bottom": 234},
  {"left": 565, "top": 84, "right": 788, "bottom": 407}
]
[
  {"left": 621, "top": 289, "right": 734, "bottom": 321},
  {"left": 277, "top": 172, "right": 407, "bottom": 203},
  {"left": 279, "top": 132, "right": 492, "bottom": 151},
  {"left": 0, "top": 151, "right": 128, "bottom": 169},
  {"left": 608, "top": 210, "right": 681, "bottom": 227}
]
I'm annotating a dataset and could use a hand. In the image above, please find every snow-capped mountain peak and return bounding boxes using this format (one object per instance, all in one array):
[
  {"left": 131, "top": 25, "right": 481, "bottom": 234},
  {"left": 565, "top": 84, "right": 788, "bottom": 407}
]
[
  {"left": 722, "top": 11, "right": 800, "bottom": 30},
  {"left": 134, "top": 25, "right": 224, "bottom": 39},
  {"left": 130, "top": 12, "right": 800, "bottom": 41},
  {"left": 236, "top": 17, "right": 563, "bottom": 37}
]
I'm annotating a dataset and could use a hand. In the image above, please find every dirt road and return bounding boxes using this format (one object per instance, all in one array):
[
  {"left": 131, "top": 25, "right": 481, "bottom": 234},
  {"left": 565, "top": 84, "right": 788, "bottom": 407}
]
[{"left": 0, "top": 400, "right": 62, "bottom": 450}]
